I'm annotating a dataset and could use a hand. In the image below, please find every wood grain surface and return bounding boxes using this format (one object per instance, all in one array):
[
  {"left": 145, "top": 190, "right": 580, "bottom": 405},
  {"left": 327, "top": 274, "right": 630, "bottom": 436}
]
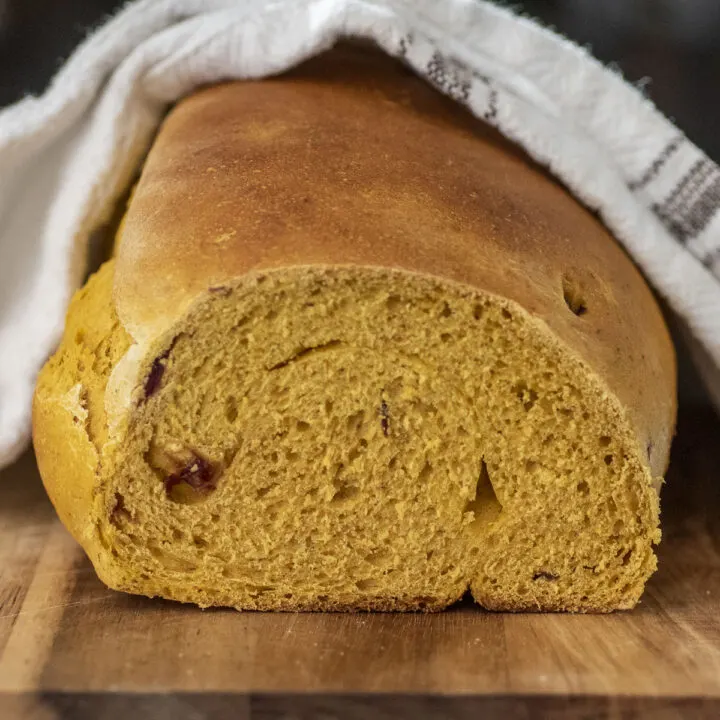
[{"left": 0, "top": 410, "right": 718, "bottom": 719}]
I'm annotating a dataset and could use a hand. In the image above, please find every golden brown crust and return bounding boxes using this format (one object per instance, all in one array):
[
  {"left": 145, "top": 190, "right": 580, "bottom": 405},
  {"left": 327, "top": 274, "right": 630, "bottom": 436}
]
[
  {"left": 115, "top": 47, "right": 675, "bottom": 477},
  {"left": 33, "top": 261, "right": 132, "bottom": 558},
  {"left": 32, "top": 386, "right": 98, "bottom": 545}
]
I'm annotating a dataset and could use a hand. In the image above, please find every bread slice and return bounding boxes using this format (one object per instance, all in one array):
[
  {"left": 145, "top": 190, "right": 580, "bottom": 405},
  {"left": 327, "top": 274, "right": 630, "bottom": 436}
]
[{"left": 33, "top": 48, "right": 676, "bottom": 612}]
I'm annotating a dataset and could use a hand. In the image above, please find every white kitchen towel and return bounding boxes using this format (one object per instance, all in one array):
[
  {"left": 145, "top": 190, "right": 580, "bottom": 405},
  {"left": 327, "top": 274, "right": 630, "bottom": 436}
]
[{"left": 1, "top": 0, "right": 720, "bottom": 469}]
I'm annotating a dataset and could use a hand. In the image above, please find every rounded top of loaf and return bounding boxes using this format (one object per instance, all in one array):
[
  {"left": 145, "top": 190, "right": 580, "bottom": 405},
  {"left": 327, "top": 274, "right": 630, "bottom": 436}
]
[{"left": 114, "top": 45, "right": 675, "bottom": 475}]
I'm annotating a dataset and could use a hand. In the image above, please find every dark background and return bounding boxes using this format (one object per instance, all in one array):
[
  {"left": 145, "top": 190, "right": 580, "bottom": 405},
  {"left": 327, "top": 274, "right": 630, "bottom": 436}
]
[{"left": 0, "top": 0, "right": 717, "bottom": 404}]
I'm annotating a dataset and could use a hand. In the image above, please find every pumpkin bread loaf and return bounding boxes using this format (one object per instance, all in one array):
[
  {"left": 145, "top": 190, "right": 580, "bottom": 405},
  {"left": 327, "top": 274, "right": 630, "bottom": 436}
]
[{"left": 33, "top": 48, "right": 676, "bottom": 612}]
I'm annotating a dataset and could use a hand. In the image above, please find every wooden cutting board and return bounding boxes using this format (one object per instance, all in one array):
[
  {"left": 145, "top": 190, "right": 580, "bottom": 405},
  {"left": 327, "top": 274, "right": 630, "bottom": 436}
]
[{"left": 0, "top": 410, "right": 719, "bottom": 720}]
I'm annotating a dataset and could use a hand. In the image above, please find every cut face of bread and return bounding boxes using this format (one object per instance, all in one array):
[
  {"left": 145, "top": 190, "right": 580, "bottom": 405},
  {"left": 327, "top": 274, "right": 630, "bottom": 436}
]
[
  {"left": 33, "top": 47, "right": 675, "bottom": 612},
  {"left": 37, "top": 260, "right": 660, "bottom": 611}
]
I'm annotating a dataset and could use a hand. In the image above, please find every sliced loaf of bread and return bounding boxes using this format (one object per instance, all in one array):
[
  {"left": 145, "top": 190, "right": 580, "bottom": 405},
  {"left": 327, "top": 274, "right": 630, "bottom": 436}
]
[{"left": 33, "top": 48, "right": 676, "bottom": 612}]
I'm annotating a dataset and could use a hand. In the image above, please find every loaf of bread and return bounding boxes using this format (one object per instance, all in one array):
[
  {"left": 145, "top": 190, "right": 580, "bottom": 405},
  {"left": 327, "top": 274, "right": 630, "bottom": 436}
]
[{"left": 33, "top": 48, "right": 676, "bottom": 612}]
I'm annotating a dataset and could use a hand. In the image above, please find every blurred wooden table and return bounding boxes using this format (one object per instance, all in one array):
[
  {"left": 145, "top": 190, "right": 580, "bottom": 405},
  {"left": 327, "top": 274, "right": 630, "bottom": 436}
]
[{"left": 0, "top": 411, "right": 719, "bottom": 720}]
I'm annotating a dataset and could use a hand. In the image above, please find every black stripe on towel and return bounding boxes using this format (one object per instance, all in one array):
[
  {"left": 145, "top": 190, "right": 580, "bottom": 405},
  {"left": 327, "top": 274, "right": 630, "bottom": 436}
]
[
  {"left": 651, "top": 158, "right": 720, "bottom": 243},
  {"left": 628, "top": 136, "right": 684, "bottom": 191}
]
